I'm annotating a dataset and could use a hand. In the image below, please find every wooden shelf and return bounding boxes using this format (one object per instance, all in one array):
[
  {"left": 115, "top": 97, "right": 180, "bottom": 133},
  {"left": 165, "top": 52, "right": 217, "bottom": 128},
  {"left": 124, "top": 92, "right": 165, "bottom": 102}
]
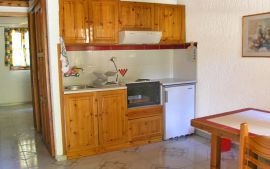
[{"left": 66, "top": 43, "right": 197, "bottom": 51}]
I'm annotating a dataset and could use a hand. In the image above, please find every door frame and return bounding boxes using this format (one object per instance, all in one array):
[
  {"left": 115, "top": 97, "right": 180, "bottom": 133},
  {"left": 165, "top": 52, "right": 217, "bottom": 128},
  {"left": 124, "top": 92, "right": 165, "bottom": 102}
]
[{"left": 29, "top": 0, "right": 55, "bottom": 157}]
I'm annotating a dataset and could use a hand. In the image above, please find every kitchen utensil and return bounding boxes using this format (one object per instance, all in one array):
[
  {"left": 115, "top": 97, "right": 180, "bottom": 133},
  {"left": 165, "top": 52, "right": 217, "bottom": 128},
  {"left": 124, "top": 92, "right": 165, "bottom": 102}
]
[{"left": 93, "top": 71, "right": 107, "bottom": 80}]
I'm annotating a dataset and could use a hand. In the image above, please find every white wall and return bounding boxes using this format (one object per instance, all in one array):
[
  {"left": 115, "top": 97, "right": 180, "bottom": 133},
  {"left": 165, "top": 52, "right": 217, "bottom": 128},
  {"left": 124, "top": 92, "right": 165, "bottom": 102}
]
[
  {"left": 0, "top": 28, "right": 32, "bottom": 105},
  {"left": 178, "top": 0, "right": 270, "bottom": 117},
  {"left": 46, "top": 0, "right": 63, "bottom": 159},
  {"left": 64, "top": 50, "right": 174, "bottom": 86}
]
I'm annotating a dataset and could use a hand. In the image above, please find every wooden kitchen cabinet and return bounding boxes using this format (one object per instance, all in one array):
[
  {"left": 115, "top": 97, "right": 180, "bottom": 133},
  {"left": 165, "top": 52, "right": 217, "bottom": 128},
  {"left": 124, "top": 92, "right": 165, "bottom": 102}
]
[
  {"left": 64, "top": 93, "right": 99, "bottom": 155},
  {"left": 155, "top": 4, "right": 186, "bottom": 44},
  {"left": 59, "top": 0, "right": 186, "bottom": 45},
  {"left": 127, "top": 105, "right": 163, "bottom": 144},
  {"left": 64, "top": 89, "right": 128, "bottom": 159},
  {"left": 97, "top": 89, "right": 128, "bottom": 147},
  {"left": 89, "top": 0, "right": 119, "bottom": 44},
  {"left": 60, "top": 0, "right": 89, "bottom": 44},
  {"left": 119, "top": 2, "right": 155, "bottom": 31}
]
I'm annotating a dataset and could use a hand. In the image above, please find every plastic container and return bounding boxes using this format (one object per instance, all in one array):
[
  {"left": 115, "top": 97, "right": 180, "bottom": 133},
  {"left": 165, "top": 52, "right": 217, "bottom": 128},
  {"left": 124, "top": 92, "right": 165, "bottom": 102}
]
[{"left": 221, "top": 138, "right": 232, "bottom": 152}]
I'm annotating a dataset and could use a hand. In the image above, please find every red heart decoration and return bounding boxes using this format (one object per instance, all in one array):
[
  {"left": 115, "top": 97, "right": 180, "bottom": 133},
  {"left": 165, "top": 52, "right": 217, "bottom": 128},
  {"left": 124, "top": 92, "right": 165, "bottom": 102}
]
[{"left": 119, "top": 69, "right": 128, "bottom": 77}]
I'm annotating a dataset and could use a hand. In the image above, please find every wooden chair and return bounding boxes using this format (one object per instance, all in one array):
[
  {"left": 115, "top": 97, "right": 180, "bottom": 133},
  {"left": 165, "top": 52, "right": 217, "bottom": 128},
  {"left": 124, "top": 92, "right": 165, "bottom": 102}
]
[{"left": 238, "top": 123, "right": 270, "bottom": 169}]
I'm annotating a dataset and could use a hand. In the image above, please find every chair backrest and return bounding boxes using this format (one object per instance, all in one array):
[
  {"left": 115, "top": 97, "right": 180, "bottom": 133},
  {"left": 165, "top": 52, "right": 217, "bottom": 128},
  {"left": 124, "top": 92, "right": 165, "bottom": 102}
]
[{"left": 238, "top": 123, "right": 270, "bottom": 169}]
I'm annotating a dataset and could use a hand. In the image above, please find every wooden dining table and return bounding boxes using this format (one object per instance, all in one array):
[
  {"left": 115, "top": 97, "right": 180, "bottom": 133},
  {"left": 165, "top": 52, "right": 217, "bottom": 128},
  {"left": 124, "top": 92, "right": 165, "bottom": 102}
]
[{"left": 191, "top": 108, "right": 270, "bottom": 169}]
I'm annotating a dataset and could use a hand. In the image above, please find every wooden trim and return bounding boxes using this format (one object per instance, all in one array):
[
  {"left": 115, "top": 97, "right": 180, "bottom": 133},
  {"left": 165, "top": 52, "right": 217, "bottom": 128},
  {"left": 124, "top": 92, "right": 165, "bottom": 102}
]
[
  {"left": 29, "top": 0, "right": 39, "bottom": 12},
  {"left": 0, "top": 12, "right": 28, "bottom": 17},
  {"left": 242, "top": 11, "right": 270, "bottom": 18},
  {"left": 66, "top": 43, "right": 197, "bottom": 51},
  {"left": 40, "top": 0, "right": 55, "bottom": 157},
  {"left": 211, "top": 134, "right": 221, "bottom": 169},
  {"left": 10, "top": 66, "right": 30, "bottom": 70},
  {"left": 127, "top": 105, "right": 163, "bottom": 120},
  {"left": 28, "top": 10, "right": 41, "bottom": 132},
  {"left": 0, "top": 1, "right": 29, "bottom": 7},
  {"left": 238, "top": 123, "right": 248, "bottom": 169}
]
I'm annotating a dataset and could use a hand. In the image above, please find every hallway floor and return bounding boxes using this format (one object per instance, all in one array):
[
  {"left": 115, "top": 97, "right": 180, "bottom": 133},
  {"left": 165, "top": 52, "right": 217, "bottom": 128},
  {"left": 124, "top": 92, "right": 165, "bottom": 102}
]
[{"left": 0, "top": 104, "right": 238, "bottom": 169}]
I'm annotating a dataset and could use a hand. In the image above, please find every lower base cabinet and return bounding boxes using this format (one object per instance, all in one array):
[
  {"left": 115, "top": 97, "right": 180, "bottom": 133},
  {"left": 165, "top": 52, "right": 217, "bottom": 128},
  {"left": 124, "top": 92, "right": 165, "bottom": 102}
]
[
  {"left": 127, "top": 105, "right": 163, "bottom": 144},
  {"left": 64, "top": 90, "right": 163, "bottom": 159}
]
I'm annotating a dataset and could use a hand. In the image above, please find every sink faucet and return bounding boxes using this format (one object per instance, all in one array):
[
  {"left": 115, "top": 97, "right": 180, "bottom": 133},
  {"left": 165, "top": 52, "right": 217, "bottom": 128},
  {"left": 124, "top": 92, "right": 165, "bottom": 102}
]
[{"left": 110, "top": 57, "right": 118, "bottom": 83}]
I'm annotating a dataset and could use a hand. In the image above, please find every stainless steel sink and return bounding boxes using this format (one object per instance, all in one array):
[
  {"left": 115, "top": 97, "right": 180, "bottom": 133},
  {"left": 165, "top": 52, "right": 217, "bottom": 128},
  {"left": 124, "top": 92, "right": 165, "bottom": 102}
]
[
  {"left": 64, "top": 83, "right": 122, "bottom": 91},
  {"left": 64, "top": 85, "right": 96, "bottom": 91}
]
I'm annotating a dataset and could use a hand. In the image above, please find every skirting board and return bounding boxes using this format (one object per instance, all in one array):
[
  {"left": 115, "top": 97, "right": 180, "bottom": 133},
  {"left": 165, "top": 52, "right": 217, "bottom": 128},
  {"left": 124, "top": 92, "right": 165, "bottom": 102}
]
[{"left": 55, "top": 155, "right": 67, "bottom": 161}]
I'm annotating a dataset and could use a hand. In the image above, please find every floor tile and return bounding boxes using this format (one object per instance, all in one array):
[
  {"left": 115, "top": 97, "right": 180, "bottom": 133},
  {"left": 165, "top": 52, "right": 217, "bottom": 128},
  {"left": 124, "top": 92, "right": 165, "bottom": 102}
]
[{"left": 0, "top": 104, "right": 239, "bottom": 169}]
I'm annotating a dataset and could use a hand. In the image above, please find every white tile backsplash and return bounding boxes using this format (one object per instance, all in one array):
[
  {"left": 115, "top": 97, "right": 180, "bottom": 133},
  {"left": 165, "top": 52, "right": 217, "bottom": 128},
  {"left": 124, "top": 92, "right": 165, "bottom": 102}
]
[
  {"left": 63, "top": 50, "right": 175, "bottom": 86},
  {"left": 173, "top": 49, "right": 197, "bottom": 80}
]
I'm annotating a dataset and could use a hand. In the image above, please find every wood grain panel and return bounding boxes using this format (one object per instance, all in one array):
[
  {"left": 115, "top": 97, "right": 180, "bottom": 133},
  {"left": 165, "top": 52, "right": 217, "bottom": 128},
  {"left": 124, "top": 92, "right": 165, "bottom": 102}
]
[
  {"left": 239, "top": 123, "right": 270, "bottom": 169},
  {"left": 127, "top": 105, "right": 163, "bottom": 120},
  {"left": 64, "top": 93, "right": 99, "bottom": 152},
  {"left": 60, "top": 0, "right": 89, "bottom": 43},
  {"left": 89, "top": 0, "right": 118, "bottom": 44},
  {"left": 119, "top": 2, "right": 155, "bottom": 31},
  {"left": 155, "top": 4, "right": 186, "bottom": 44},
  {"left": 128, "top": 115, "right": 163, "bottom": 143},
  {"left": 33, "top": 0, "right": 55, "bottom": 156},
  {"left": 97, "top": 89, "right": 128, "bottom": 147},
  {"left": 0, "top": 0, "right": 29, "bottom": 7}
]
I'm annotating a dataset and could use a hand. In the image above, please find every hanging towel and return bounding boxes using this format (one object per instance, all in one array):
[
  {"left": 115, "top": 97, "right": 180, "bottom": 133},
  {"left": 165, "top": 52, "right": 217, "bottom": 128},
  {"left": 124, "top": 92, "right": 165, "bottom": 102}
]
[{"left": 60, "top": 37, "right": 70, "bottom": 74}]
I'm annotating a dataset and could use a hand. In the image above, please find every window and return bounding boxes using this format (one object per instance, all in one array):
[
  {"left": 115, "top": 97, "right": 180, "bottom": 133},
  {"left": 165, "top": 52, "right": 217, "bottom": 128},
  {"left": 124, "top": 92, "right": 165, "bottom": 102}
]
[{"left": 4, "top": 28, "right": 30, "bottom": 70}]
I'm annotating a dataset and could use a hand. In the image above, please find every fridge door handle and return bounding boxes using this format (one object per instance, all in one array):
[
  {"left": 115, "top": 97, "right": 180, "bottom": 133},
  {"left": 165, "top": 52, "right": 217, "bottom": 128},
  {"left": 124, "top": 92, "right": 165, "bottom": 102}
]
[{"left": 165, "top": 91, "right": 168, "bottom": 103}]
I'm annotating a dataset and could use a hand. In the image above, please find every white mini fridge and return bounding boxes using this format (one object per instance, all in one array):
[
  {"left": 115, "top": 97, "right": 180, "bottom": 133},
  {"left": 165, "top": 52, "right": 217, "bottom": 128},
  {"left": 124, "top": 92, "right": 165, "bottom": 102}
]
[{"left": 163, "top": 84, "right": 195, "bottom": 140}]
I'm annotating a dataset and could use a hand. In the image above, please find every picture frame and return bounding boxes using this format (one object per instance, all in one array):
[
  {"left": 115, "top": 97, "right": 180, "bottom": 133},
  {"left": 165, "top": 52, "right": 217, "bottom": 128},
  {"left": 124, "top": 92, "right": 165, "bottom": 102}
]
[{"left": 242, "top": 12, "right": 270, "bottom": 57}]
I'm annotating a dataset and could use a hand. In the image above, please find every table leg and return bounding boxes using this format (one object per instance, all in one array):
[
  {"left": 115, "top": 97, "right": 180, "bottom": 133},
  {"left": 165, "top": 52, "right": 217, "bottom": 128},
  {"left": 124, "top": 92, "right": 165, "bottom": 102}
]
[{"left": 211, "top": 134, "right": 221, "bottom": 169}]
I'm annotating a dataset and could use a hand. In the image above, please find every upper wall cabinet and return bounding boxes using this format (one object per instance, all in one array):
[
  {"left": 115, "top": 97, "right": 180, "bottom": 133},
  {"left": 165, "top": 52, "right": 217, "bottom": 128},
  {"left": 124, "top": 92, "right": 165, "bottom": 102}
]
[
  {"left": 59, "top": 0, "right": 186, "bottom": 45},
  {"left": 89, "top": 1, "right": 119, "bottom": 44},
  {"left": 155, "top": 4, "right": 186, "bottom": 44},
  {"left": 60, "top": 0, "right": 90, "bottom": 44},
  {"left": 119, "top": 2, "right": 155, "bottom": 31}
]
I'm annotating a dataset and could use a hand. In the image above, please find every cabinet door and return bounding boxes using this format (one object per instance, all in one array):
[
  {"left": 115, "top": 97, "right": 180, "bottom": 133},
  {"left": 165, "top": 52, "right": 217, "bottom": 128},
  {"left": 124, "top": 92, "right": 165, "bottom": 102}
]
[
  {"left": 155, "top": 4, "right": 186, "bottom": 44},
  {"left": 60, "top": 0, "right": 89, "bottom": 43},
  {"left": 97, "top": 90, "right": 127, "bottom": 147},
  {"left": 64, "top": 93, "right": 99, "bottom": 153},
  {"left": 119, "top": 2, "right": 155, "bottom": 31},
  {"left": 128, "top": 115, "right": 163, "bottom": 143},
  {"left": 89, "top": 1, "right": 119, "bottom": 44}
]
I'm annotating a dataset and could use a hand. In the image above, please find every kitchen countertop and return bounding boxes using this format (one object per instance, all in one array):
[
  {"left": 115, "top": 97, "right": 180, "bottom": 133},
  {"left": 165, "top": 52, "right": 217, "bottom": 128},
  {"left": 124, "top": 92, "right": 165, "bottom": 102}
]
[
  {"left": 153, "top": 78, "right": 196, "bottom": 86},
  {"left": 64, "top": 85, "right": 127, "bottom": 94}
]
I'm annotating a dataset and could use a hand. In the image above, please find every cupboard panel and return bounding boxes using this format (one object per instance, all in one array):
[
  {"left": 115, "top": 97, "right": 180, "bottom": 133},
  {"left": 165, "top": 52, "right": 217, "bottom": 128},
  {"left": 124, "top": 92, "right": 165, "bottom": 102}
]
[
  {"left": 128, "top": 115, "right": 163, "bottom": 142},
  {"left": 97, "top": 90, "right": 127, "bottom": 146},
  {"left": 90, "top": 1, "right": 119, "bottom": 43},
  {"left": 155, "top": 4, "right": 186, "bottom": 44},
  {"left": 119, "top": 2, "right": 155, "bottom": 31},
  {"left": 60, "top": 0, "right": 89, "bottom": 43},
  {"left": 64, "top": 93, "right": 99, "bottom": 152}
]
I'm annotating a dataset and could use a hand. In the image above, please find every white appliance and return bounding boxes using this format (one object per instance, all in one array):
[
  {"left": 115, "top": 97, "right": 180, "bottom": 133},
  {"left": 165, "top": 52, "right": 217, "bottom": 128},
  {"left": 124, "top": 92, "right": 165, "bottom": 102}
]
[
  {"left": 164, "top": 84, "right": 195, "bottom": 140},
  {"left": 119, "top": 31, "right": 162, "bottom": 44}
]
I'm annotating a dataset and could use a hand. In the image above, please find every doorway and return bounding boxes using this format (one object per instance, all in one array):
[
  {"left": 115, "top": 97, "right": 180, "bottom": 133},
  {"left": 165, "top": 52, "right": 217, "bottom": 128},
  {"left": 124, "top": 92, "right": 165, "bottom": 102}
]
[{"left": 0, "top": 0, "right": 55, "bottom": 166}]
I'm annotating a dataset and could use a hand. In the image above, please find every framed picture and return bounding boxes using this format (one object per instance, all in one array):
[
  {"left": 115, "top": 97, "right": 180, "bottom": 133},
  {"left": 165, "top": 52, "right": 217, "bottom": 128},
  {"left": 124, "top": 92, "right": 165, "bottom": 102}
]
[{"left": 242, "top": 12, "right": 270, "bottom": 57}]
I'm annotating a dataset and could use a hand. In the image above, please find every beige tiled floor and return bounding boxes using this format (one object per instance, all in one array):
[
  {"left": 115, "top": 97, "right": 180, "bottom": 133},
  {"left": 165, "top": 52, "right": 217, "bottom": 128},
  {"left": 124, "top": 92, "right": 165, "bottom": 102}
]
[{"left": 0, "top": 104, "right": 238, "bottom": 169}]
